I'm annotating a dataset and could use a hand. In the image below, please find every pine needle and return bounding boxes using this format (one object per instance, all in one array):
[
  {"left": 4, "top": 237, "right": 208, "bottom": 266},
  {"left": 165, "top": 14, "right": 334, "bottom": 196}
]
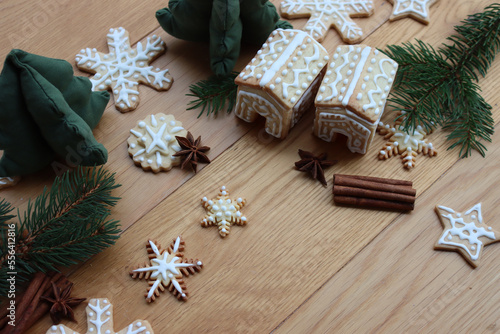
[
  {"left": 187, "top": 72, "right": 239, "bottom": 117},
  {"left": 381, "top": 3, "right": 500, "bottom": 158},
  {"left": 0, "top": 167, "right": 121, "bottom": 294}
]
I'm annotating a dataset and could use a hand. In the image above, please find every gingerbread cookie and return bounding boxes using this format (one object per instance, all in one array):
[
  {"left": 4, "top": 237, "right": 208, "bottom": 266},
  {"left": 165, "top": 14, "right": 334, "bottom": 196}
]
[
  {"left": 127, "top": 113, "right": 187, "bottom": 173},
  {"left": 234, "top": 29, "right": 328, "bottom": 139},
  {"left": 45, "top": 298, "right": 154, "bottom": 334},
  {"left": 314, "top": 45, "right": 398, "bottom": 154},
  {"left": 0, "top": 176, "right": 21, "bottom": 190},
  {"left": 130, "top": 237, "right": 203, "bottom": 302},
  {"left": 76, "top": 27, "right": 173, "bottom": 112},
  {"left": 280, "top": 0, "right": 374, "bottom": 43},
  {"left": 387, "top": 0, "right": 438, "bottom": 24},
  {"left": 201, "top": 186, "right": 247, "bottom": 238},
  {"left": 377, "top": 113, "right": 436, "bottom": 169},
  {"left": 435, "top": 203, "right": 500, "bottom": 268}
]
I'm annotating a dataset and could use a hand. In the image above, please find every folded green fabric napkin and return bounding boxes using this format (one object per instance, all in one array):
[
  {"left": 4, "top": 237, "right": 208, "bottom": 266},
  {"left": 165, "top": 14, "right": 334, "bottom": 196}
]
[
  {"left": 0, "top": 49, "right": 110, "bottom": 177},
  {"left": 156, "top": 0, "right": 292, "bottom": 76}
]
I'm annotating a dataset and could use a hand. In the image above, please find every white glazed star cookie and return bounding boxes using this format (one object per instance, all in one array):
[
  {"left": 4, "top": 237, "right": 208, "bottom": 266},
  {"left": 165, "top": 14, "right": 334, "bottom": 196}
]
[
  {"left": 435, "top": 203, "right": 500, "bottom": 268},
  {"left": 387, "top": 0, "right": 439, "bottom": 24},
  {"left": 127, "top": 113, "right": 187, "bottom": 173}
]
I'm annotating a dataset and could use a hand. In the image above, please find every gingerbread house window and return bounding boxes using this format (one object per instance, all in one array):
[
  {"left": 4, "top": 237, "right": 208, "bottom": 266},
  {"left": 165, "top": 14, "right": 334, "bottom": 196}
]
[
  {"left": 314, "top": 45, "right": 398, "bottom": 154},
  {"left": 234, "top": 29, "right": 329, "bottom": 139}
]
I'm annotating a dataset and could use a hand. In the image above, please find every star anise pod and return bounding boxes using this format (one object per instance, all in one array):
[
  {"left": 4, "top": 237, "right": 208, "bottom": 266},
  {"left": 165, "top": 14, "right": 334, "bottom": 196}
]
[
  {"left": 173, "top": 132, "right": 211, "bottom": 173},
  {"left": 40, "top": 281, "right": 86, "bottom": 324},
  {"left": 294, "top": 149, "right": 337, "bottom": 186}
]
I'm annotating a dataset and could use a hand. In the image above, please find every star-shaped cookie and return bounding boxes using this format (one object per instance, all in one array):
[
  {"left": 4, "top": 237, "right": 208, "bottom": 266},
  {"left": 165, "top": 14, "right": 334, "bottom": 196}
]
[
  {"left": 387, "top": 0, "right": 438, "bottom": 24},
  {"left": 435, "top": 203, "right": 500, "bottom": 268}
]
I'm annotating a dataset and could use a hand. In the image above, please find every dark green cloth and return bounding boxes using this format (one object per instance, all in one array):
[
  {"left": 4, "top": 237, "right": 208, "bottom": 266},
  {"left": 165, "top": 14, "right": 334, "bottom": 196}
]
[
  {"left": 0, "top": 49, "right": 110, "bottom": 177},
  {"left": 156, "top": 0, "right": 292, "bottom": 76}
]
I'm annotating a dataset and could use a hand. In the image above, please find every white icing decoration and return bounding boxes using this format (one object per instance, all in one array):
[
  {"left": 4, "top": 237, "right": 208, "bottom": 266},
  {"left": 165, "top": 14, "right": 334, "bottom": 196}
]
[
  {"left": 258, "top": 30, "right": 306, "bottom": 87},
  {"left": 324, "top": 45, "right": 352, "bottom": 101},
  {"left": 342, "top": 46, "right": 371, "bottom": 106},
  {"left": 133, "top": 238, "right": 199, "bottom": 299},
  {"left": 363, "top": 59, "right": 397, "bottom": 112},
  {"left": 281, "top": 34, "right": 324, "bottom": 99},
  {"left": 75, "top": 27, "right": 172, "bottom": 112}
]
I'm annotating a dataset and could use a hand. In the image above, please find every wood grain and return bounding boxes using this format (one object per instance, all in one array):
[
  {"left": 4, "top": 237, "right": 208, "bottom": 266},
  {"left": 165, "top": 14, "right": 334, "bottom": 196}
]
[{"left": 0, "top": 0, "right": 499, "bottom": 333}]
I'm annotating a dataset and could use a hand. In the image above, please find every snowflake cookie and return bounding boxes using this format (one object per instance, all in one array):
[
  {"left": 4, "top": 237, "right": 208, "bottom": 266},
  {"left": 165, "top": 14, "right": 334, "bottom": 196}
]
[
  {"left": 201, "top": 186, "right": 247, "bottom": 238},
  {"left": 76, "top": 27, "right": 173, "bottom": 112},
  {"left": 435, "top": 203, "right": 500, "bottom": 268},
  {"left": 130, "top": 237, "right": 203, "bottom": 302},
  {"left": 377, "top": 114, "right": 436, "bottom": 169},
  {"left": 127, "top": 113, "right": 187, "bottom": 173},
  {"left": 45, "top": 298, "right": 154, "bottom": 334},
  {"left": 387, "top": 0, "right": 438, "bottom": 24},
  {"left": 280, "top": 0, "right": 374, "bottom": 43}
]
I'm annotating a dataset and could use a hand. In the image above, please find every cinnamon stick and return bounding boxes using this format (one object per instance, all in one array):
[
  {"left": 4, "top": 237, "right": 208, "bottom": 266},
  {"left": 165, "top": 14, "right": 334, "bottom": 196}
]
[
  {"left": 0, "top": 272, "right": 64, "bottom": 333},
  {"left": 10, "top": 272, "right": 48, "bottom": 322},
  {"left": 336, "top": 174, "right": 413, "bottom": 186},
  {"left": 10, "top": 273, "right": 53, "bottom": 334},
  {"left": 334, "top": 195, "right": 414, "bottom": 211},
  {"left": 334, "top": 174, "right": 416, "bottom": 196},
  {"left": 333, "top": 174, "right": 416, "bottom": 211},
  {"left": 333, "top": 185, "right": 415, "bottom": 203}
]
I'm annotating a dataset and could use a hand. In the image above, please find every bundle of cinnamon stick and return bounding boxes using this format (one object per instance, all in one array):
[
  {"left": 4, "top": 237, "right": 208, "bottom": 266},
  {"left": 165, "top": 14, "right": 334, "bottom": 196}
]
[
  {"left": 0, "top": 272, "right": 71, "bottom": 334},
  {"left": 333, "top": 174, "right": 416, "bottom": 211}
]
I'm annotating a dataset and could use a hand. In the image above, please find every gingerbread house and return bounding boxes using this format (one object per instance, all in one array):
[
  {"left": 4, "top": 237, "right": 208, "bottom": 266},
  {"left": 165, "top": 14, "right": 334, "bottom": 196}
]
[
  {"left": 234, "top": 29, "right": 329, "bottom": 139},
  {"left": 314, "top": 45, "right": 398, "bottom": 154}
]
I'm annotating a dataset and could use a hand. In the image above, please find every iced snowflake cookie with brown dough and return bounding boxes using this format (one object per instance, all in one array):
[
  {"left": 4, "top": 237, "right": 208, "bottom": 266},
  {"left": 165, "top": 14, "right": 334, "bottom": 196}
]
[
  {"left": 76, "top": 27, "right": 173, "bottom": 112},
  {"left": 128, "top": 113, "right": 187, "bottom": 173},
  {"left": 130, "top": 237, "right": 203, "bottom": 302},
  {"left": 201, "top": 186, "right": 247, "bottom": 238},
  {"left": 45, "top": 298, "right": 154, "bottom": 334}
]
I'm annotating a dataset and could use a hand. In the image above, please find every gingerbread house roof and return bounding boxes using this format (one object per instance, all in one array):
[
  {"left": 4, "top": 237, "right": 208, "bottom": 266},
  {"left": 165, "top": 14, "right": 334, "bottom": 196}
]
[
  {"left": 315, "top": 45, "right": 398, "bottom": 124},
  {"left": 235, "top": 29, "right": 329, "bottom": 109}
]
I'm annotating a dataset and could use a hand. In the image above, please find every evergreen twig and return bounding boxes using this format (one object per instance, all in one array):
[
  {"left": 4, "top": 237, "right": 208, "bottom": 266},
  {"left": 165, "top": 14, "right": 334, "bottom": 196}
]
[
  {"left": 0, "top": 167, "right": 121, "bottom": 295},
  {"left": 187, "top": 72, "right": 239, "bottom": 117},
  {"left": 382, "top": 3, "right": 500, "bottom": 158}
]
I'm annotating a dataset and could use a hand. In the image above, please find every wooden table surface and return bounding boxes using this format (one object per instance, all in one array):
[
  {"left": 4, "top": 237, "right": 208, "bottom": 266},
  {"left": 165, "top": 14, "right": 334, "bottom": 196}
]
[{"left": 2, "top": 0, "right": 500, "bottom": 333}]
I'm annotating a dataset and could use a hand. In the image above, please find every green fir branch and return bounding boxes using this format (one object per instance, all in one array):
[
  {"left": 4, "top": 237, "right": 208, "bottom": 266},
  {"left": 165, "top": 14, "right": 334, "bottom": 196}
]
[
  {"left": 382, "top": 3, "right": 500, "bottom": 158},
  {"left": 0, "top": 167, "right": 121, "bottom": 295},
  {"left": 187, "top": 72, "right": 239, "bottom": 117},
  {"left": 0, "top": 200, "right": 14, "bottom": 225}
]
